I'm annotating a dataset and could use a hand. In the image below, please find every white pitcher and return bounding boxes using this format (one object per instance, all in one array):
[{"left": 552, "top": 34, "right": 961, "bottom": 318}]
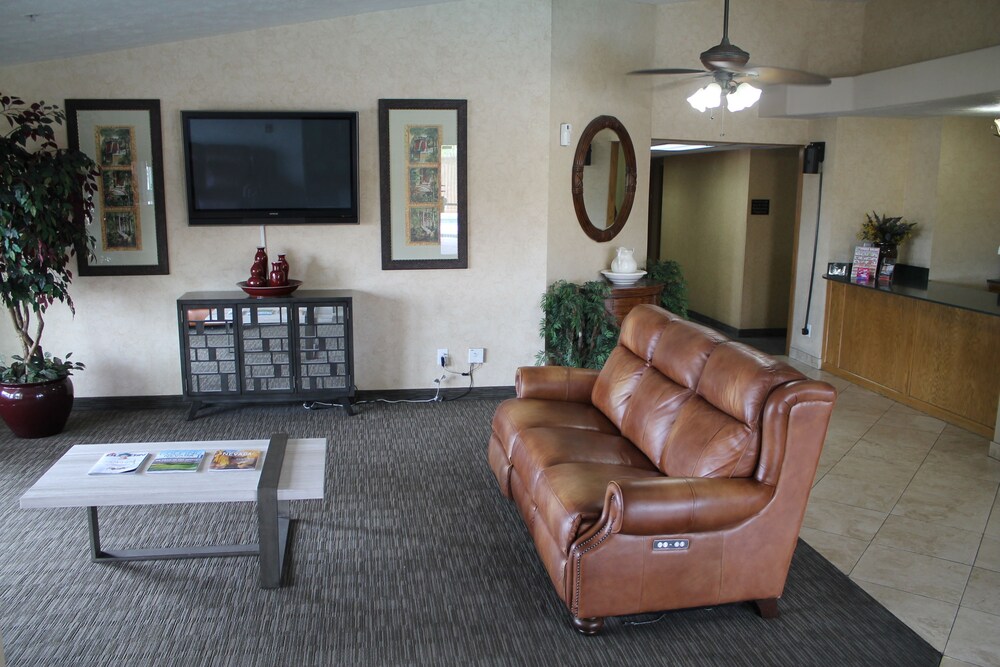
[{"left": 611, "top": 247, "right": 637, "bottom": 273}]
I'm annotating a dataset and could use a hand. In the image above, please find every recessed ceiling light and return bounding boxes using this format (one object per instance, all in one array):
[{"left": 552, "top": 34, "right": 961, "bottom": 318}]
[{"left": 651, "top": 143, "right": 714, "bottom": 152}]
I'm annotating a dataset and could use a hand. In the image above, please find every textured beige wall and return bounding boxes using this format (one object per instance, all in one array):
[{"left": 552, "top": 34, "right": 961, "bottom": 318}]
[
  {"left": 788, "top": 116, "right": 913, "bottom": 363},
  {"left": 931, "top": 117, "right": 1000, "bottom": 285},
  {"left": 0, "top": 0, "right": 553, "bottom": 396},
  {"left": 900, "top": 117, "right": 942, "bottom": 269},
  {"left": 741, "top": 148, "right": 800, "bottom": 330},
  {"left": 862, "top": 0, "right": 1000, "bottom": 71},
  {"left": 820, "top": 117, "right": 913, "bottom": 269},
  {"left": 546, "top": 0, "right": 654, "bottom": 284},
  {"left": 660, "top": 150, "right": 750, "bottom": 328}
]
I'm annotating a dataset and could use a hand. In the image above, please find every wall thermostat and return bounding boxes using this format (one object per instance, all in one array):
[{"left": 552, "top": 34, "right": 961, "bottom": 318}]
[{"left": 559, "top": 123, "right": 572, "bottom": 147}]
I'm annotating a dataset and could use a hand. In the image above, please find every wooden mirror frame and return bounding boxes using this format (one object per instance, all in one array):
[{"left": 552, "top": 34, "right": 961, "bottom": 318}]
[{"left": 571, "top": 115, "right": 637, "bottom": 242}]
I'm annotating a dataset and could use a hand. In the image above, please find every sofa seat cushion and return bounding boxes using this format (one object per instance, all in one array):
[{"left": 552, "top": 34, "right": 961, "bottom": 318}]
[
  {"left": 511, "top": 427, "right": 657, "bottom": 496},
  {"left": 533, "top": 462, "right": 663, "bottom": 550},
  {"left": 492, "top": 398, "right": 618, "bottom": 461}
]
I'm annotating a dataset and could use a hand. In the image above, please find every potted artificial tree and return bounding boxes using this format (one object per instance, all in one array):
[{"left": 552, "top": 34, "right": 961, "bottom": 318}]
[
  {"left": 0, "top": 93, "right": 97, "bottom": 438},
  {"left": 537, "top": 280, "right": 620, "bottom": 369}
]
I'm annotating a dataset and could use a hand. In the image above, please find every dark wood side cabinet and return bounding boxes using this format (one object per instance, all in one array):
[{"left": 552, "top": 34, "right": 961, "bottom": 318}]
[
  {"left": 177, "top": 290, "right": 355, "bottom": 419},
  {"left": 604, "top": 280, "right": 664, "bottom": 325}
]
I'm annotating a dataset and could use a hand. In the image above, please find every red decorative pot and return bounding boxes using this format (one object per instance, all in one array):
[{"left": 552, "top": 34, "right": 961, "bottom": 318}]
[{"left": 0, "top": 377, "right": 74, "bottom": 438}]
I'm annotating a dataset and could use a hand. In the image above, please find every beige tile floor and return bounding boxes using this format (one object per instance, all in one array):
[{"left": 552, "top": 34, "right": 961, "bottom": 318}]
[{"left": 784, "top": 359, "right": 1000, "bottom": 667}]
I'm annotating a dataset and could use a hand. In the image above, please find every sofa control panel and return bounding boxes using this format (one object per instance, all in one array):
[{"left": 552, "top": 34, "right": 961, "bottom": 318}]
[{"left": 653, "top": 538, "right": 690, "bottom": 551}]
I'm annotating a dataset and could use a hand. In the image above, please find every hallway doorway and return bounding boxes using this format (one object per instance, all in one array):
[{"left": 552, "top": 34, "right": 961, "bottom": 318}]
[{"left": 647, "top": 142, "right": 805, "bottom": 356}]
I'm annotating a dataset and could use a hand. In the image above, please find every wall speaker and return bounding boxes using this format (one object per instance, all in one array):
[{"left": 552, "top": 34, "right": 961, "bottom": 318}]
[{"left": 803, "top": 141, "right": 826, "bottom": 174}]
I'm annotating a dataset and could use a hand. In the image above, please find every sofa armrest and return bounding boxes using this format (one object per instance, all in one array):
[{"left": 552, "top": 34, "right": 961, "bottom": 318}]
[
  {"left": 603, "top": 477, "right": 774, "bottom": 536},
  {"left": 515, "top": 366, "right": 600, "bottom": 403}
]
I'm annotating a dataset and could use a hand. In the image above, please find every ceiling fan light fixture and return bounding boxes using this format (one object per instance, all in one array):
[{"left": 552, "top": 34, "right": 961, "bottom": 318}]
[
  {"left": 726, "top": 82, "right": 762, "bottom": 112},
  {"left": 687, "top": 82, "right": 722, "bottom": 113}
]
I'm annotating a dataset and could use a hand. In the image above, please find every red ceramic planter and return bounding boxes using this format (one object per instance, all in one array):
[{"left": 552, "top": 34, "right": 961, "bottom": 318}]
[{"left": 0, "top": 377, "right": 74, "bottom": 438}]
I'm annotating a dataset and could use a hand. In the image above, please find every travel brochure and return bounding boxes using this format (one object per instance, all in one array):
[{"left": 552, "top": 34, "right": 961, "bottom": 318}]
[
  {"left": 88, "top": 448, "right": 263, "bottom": 475},
  {"left": 209, "top": 449, "right": 261, "bottom": 471},
  {"left": 146, "top": 449, "right": 206, "bottom": 473},
  {"left": 88, "top": 452, "right": 149, "bottom": 475},
  {"left": 850, "top": 245, "right": 880, "bottom": 283}
]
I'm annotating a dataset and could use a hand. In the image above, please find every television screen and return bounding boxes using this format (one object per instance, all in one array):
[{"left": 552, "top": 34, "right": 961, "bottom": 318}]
[{"left": 181, "top": 111, "right": 359, "bottom": 225}]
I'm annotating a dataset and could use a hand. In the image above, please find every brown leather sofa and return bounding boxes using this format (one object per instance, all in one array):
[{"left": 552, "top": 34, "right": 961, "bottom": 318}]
[{"left": 487, "top": 304, "right": 836, "bottom": 634}]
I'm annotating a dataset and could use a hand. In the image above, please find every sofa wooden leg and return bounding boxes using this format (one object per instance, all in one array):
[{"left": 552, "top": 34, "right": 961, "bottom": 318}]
[
  {"left": 571, "top": 616, "right": 605, "bottom": 635},
  {"left": 754, "top": 598, "right": 780, "bottom": 619}
]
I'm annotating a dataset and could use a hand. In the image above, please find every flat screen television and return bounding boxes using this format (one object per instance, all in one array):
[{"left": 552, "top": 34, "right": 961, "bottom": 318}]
[{"left": 181, "top": 111, "right": 359, "bottom": 225}]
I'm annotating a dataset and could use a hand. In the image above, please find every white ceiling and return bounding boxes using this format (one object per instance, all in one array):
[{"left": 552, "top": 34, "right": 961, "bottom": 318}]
[
  {"left": 2, "top": 0, "right": 992, "bottom": 119},
  {"left": 0, "top": 0, "right": 461, "bottom": 66},
  {"left": 0, "top": 0, "right": 709, "bottom": 67},
  {"left": 0, "top": 0, "right": 692, "bottom": 66}
]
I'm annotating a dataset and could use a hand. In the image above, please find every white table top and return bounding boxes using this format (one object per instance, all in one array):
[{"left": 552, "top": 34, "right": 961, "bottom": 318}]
[{"left": 19, "top": 438, "right": 326, "bottom": 509}]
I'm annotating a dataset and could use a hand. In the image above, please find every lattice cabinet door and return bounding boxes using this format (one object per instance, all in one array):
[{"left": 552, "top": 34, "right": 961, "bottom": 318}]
[
  {"left": 180, "top": 305, "right": 239, "bottom": 395},
  {"left": 239, "top": 304, "right": 293, "bottom": 393},
  {"left": 178, "top": 291, "right": 355, "bottom": 419},
  {"left": 295, "top": 303, "right": 352, "bottom": 392}
]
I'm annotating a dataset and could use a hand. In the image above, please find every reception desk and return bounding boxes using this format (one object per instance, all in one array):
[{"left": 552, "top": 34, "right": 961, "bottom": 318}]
[{"left": 822, "top": 276, "right": 1000, "bottom": 438}]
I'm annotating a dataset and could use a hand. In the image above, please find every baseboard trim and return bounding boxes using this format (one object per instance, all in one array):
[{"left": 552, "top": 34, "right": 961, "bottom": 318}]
[
  {"left": 356, "top": 386, "right": 516, "bottom": 402},
  {"left": 687, "top": 311, "right": 786, "bottom": 339},
  {"left": 73, "top": 386, "right": 516, "bottom": 411},
  {"left": 75, "top": 395, "right": 188, "bottom": 411}
]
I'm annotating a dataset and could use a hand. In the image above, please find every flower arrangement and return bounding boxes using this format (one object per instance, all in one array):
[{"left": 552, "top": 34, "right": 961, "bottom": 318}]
[{"left": 858, "top": 211, "right": 917, "bottom": 246}]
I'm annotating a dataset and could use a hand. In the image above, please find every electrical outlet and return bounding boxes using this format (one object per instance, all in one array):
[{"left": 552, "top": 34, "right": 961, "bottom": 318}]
[
  {"left": 804, "top": 324, "right": 812, "bottom": 337},
  {"left": 437, "top": 348, "right": 448, "bottom": 367},
  {"left": 468, "top": 348, "right": 485, "bottom": 364}
]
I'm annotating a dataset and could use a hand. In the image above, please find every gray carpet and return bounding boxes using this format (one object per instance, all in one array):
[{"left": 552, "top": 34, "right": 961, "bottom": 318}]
[{"left": 0, "top": 399, "right": 941, "bottom": 666}]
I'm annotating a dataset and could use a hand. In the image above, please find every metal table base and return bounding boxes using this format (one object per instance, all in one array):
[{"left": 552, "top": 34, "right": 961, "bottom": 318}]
[{"left": 86, "top": 434, "right": 292, "bottom": 589}]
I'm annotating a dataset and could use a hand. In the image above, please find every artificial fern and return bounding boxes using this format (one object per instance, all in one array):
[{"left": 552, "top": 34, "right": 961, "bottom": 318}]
[
  {"left": 646, "top": 259, "right": 689, "bottom": 318},
  {"left": 537, "top": 280, "right": 619, "bottom": 369}
]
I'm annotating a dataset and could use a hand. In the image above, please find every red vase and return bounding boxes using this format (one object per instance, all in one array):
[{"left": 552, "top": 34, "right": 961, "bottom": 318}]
[
  {"left": 248, "top": 247, "right": 269, "bottom": 286},
  {"left": 0, "top": 376, "right": 74, "bottom": 438},
  {"left": 277, "top": 254, "right": 290, "bottom": 283},
  {"left": 253, "top": 246, "right": 268, "bottom": 267},
  {"left": 269, "top": 262, "right": 287, "bottom": 287},
  {"left": 247, "top": 260, "right": 268, "bottom": 287}
]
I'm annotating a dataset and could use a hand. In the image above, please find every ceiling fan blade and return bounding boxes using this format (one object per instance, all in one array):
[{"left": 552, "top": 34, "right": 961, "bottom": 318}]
[
  {"left": 726, "top": 64, "right": 831, "bottom": 86},
  {"left": 629, "top": 67, "right": 708, "bottom": 76}
]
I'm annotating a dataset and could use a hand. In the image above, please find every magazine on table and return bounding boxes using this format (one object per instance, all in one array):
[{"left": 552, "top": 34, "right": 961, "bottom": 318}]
[
  {"left": 88, "top": 452, "right": 149, "bottom": 475},
  {"left": 209, "top": 449, "right": 261, "bottom": 471},
  {"left": 146, "top": 449, "right": 206, "bottom": 473}
]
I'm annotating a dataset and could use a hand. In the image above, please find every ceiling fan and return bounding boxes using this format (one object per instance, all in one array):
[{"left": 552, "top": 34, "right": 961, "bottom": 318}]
[{"left": 631, "top": 0, "right": 831, "bottom": 112}]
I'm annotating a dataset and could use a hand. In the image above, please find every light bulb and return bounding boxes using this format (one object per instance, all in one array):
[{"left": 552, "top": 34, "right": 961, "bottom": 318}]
[
  {"left": 687, "top": 83, "right": 722, "bottom": 113},
  {"left": 726, "top": 82, "right": 762, "bottom": 112}
]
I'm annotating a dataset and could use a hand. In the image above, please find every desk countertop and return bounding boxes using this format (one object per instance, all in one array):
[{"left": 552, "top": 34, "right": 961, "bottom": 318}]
[{"left": 824, "top": 275, "right": 1000, "bottom": 318}]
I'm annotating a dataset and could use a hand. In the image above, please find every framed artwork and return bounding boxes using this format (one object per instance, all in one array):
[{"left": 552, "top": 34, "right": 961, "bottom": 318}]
[
  {"left": 379, "top": 99, "right": 467, "bottom": 269},
  {"left": 65, "top": 99, "right": 169, "bottom": 275}
]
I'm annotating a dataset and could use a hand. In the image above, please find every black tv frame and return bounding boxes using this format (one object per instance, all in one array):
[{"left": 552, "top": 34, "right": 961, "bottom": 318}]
[{"left": 181, "top": 110, "right": 360, "bottom": 226}]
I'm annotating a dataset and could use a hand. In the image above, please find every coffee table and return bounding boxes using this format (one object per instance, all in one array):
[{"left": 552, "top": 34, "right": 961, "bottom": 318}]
[{"left": 19, "top": 433, "right": 325, "bottom": 589}]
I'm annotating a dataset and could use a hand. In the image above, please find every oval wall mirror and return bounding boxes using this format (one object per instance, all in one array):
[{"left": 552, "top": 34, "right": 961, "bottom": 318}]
[{"left": 571, "top": 115, "right": 637, "bottom": 242}]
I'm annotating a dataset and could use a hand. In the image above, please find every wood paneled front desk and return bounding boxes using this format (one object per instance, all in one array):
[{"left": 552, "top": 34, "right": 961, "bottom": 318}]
[{"left": 822, "top": 276, "right": 1000, "bottom": 438}]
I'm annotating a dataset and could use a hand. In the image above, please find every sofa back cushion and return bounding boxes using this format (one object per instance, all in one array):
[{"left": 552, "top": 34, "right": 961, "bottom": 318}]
[{"left": 592, "top": 305, "right": 805, "bottom": 479}]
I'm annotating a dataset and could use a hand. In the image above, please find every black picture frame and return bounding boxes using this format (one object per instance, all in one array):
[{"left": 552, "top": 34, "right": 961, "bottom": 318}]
[
  {"left": 378, "top": 99, "right": 467, "bottom": 270},
  {"left": 65, "top": 99, "right": 169, "bottom": 276}
]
